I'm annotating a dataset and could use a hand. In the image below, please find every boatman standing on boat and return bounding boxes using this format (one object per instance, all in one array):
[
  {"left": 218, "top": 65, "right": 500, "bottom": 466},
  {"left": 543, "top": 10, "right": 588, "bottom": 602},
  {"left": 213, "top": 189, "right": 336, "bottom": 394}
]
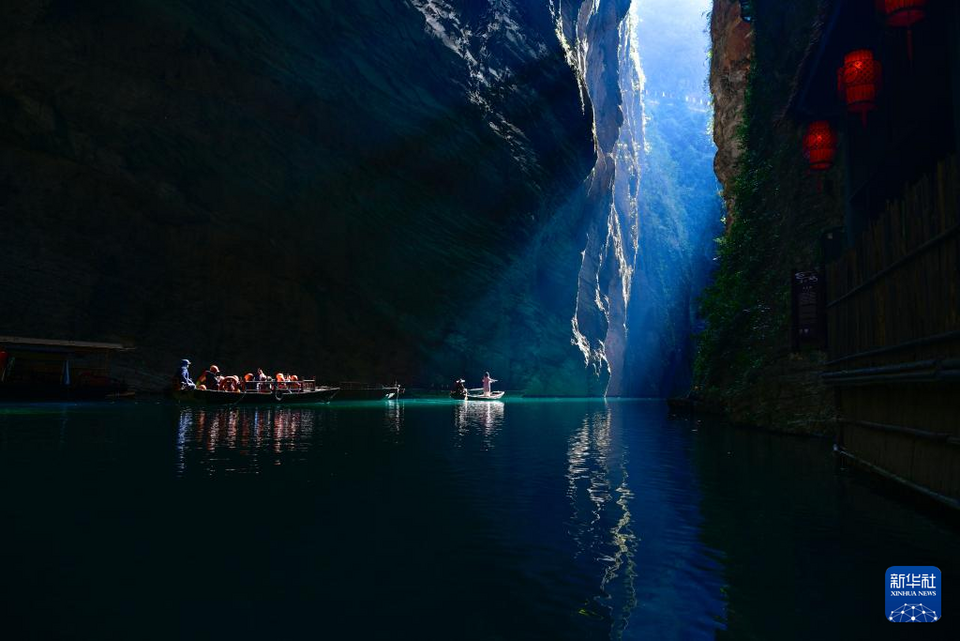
[
  {"left": 176, "top": 359, "right": 196, "bottom": 390},
  {"left": 482, "top": 371, "right": 497, "bottom": 396}
]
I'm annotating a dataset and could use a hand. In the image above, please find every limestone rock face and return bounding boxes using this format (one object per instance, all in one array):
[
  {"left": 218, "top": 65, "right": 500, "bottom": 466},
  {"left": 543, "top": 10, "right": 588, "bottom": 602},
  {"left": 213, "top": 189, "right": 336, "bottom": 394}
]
[
  {"left": 710, "top": 0, "right": 753, "bottom": 228},
  {"left": 541, "top": 0, "right": 638, "bottom": 396}
]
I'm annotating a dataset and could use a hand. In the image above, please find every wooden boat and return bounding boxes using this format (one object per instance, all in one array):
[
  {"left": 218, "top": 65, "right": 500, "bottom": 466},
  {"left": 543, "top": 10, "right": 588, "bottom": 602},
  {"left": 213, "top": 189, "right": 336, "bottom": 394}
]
[
  {"left": 331, "top": 382, "right": 402, "bottom": 401},
  {"left": 467, "top": 391, "right": 504, "bottom": 400},
  {"left": 450, "top": 388, "right": 505, "bottom": 401},
  {"left": 172, "top": 380, "right": 338, "bottom": 405}
]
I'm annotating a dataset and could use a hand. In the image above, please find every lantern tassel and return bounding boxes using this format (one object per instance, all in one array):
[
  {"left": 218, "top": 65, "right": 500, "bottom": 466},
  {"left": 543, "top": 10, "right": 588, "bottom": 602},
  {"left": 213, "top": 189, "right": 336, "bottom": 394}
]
[
  {"left": 861, "top": 111, "right": 868, "bottom": 128},
  {"left": 907, "top": 28, "right": 914, "bottom": 62}
]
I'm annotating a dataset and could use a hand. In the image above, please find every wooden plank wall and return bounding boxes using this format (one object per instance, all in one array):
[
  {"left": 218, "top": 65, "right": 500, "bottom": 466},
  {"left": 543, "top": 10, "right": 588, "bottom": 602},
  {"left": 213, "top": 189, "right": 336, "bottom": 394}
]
[{"left": 825, "top": 156, "right": 960, "bottom": 505}]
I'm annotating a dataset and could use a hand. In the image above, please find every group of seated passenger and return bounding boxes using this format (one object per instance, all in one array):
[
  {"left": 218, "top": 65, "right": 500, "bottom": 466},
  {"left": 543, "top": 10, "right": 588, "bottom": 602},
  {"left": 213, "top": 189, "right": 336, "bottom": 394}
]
[
  {"left": 181, "top": 361, "right": 303, "bottom": 393},
  {"left": 241, "top": 368, "right": 302, "bottom": 392}
]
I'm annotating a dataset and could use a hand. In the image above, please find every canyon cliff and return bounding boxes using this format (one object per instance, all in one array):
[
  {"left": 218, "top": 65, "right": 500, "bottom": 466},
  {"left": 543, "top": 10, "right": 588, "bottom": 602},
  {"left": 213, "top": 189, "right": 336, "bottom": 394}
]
[
  {"left": 700, "top": 0, "right": 840, "bottom": 430},
  {"left": 709, "top": 0, "right": 752, "bottom": 229},
  {"left": 1, "top": 1, "right": 715, "bottom": 396}
]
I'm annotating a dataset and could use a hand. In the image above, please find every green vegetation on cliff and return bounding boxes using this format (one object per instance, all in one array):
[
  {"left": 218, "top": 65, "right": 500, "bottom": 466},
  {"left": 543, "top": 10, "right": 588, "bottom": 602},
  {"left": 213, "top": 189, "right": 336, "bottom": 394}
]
[{"left": 696, "top": 0, "right": 843, "bottom": 416}]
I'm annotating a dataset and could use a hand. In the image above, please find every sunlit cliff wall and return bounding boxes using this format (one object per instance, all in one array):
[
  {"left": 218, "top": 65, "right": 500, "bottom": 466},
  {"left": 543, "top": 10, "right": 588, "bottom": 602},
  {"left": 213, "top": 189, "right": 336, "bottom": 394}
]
[
  {"left": 551, "top": 0, "right": 637, "bottom": 395},
  {"left": 709, "top": 0, "right": 752, "bottom": 229}
]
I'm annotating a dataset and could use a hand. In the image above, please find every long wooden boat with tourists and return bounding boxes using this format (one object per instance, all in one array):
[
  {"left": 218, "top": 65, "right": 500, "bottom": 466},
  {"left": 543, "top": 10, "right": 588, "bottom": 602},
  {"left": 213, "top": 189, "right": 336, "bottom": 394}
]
[{"left": 172, "top": 379, "right": 339, "bottom": 405}]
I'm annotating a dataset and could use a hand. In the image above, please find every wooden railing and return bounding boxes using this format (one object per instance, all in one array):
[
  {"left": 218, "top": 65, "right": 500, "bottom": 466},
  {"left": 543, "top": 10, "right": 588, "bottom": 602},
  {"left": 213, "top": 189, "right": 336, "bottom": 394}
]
[
  {"left": 826, "top": 156, "right": 960, "bottom": 368},
  {"left": 242, "top": 380, "right": 317, "bottom": 393}
]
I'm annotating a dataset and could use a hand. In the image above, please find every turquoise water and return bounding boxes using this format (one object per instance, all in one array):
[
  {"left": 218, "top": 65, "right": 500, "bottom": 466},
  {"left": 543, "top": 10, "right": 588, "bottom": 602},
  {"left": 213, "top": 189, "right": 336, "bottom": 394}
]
[{"left": 0, "top": 399, "right": 957, "bottom": 639}]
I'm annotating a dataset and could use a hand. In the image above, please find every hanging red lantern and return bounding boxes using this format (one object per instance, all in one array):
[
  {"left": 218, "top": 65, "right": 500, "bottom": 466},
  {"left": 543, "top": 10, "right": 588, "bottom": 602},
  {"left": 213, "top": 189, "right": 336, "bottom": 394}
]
[
  {"left": 876, "top": 0, "right": 926, "bottom": 60},
  {"left": 837, "top": 49, "right": 882, "bottom": 125},
  {"left": 802, "top": 121, "right": 837, "bottom": 171},
  {"left": 877, "top": 0, "right": 926, "bottom": 28}
]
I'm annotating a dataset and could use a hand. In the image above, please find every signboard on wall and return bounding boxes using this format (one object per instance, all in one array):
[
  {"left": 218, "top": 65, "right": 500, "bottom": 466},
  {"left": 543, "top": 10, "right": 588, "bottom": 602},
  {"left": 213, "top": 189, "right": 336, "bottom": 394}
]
[{"left": 792, "top": 269, "right": 826, "bottom": 351}]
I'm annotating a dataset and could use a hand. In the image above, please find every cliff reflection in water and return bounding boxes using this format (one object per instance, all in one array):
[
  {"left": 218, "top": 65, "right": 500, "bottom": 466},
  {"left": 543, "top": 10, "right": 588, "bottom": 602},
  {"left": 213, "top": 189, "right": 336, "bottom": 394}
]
[
  {"left": 2, "top": 400, "right": 960, "bottom": 638},
  {"left": 566, "top": 406, "right": 639, "bottom": 634},
  {"left": 563, "top": 404, "right": 727, "bottom": 638}
]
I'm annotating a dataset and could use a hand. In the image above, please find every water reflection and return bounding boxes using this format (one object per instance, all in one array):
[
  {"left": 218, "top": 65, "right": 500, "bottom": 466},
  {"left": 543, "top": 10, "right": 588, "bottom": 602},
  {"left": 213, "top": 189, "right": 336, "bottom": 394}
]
[
  {"left": 176, "top": 407, "right": 319, "bottom": 475},
  {"left": 454, "top": 400, "right": 505, "bottom": 449},
  {"left": 565, "top": 405, "right": 639, "bottom": 637},
  {"left": 383, "top": 400, "right": 404, "bottom": 440},
  {"left": 3, "top": 400, "right": 959, "bottom": 639}
]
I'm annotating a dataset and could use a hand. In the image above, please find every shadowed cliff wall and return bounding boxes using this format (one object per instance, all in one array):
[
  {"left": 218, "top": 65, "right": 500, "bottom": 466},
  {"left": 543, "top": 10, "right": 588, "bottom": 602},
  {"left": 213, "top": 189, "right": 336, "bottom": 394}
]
[{"left": 0, "top": 1, "right": 599, "bottom": 389}]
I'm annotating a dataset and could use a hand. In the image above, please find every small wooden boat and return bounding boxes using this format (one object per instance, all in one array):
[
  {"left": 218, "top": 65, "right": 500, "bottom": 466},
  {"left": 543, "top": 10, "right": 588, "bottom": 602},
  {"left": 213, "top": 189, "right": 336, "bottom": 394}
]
[
  {"left": 466, "top": 391, "right": 505, "bottom": 401},
  {"left": 450, "top": 388, "right": 505, "bottom": 401},
  {"left": 331, "top": 382, "right": 402, "bottom": 401},
  {"left": 172, "top": 380, "right": 338, "bottom": 405}
]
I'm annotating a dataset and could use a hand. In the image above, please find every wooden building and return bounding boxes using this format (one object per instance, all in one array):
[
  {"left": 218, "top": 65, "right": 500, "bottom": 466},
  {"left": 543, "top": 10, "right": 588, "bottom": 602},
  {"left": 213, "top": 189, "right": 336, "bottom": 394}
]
[
  {"left": 791, "top": 0, "right": 960, "bottom": 509},
  {"left": 0, "top": 336, "right": 130, "bottom": 400}
]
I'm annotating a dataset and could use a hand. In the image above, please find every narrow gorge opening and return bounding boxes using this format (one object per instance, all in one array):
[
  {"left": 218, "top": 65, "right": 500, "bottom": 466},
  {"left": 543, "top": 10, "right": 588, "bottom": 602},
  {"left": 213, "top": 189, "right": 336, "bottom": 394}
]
[
  {"left": 622, "top": 0, "right": 722, "bottom": 396},
  {"left": 571, "top": 0, "right": 722, "bottom": 397}
]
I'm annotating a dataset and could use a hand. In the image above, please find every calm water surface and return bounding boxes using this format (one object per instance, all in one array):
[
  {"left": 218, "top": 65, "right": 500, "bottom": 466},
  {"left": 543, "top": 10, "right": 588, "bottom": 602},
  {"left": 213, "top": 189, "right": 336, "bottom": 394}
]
[{"left": 0, "top": 399, "right": 957, "bottom": 639}]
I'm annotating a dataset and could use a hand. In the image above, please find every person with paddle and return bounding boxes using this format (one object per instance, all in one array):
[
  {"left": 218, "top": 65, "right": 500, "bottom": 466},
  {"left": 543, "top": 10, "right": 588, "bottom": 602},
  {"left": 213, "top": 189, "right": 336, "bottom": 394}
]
[{"left": 481, "top": 372, "right": 497, "bottom": 397}]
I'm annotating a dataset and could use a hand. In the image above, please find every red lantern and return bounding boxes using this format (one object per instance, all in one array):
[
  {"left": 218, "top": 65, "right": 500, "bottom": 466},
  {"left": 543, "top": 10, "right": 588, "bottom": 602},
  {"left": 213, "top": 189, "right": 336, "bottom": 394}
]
[
  {"left": 837, "top": 50, "right": 881, "bottom": 125},
  {"left": 877, "top": 0, "right": 926, "bottom": 28},
  {"left": 802, "top": 121, "right": 837, "bottom": 171},
  {"left": 877, "top": 0, "right": 926, "bottom": 60}
]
